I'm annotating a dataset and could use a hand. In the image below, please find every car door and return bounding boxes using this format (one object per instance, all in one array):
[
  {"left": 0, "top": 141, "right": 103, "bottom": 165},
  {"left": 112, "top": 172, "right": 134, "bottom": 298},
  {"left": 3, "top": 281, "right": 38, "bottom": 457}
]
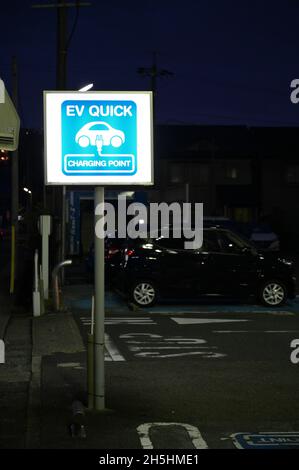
[
  {"left": 212, "top": 230, "right": 259, "bottom": 297},
  {"left": 152, "top": 236, "right": 200, "bottom": 298},
  {"left": 190, "top": 229, "right": 259, "bottom": 297},
  {"left": 191, "top": 229, "right": 225, "bottom": 296}
]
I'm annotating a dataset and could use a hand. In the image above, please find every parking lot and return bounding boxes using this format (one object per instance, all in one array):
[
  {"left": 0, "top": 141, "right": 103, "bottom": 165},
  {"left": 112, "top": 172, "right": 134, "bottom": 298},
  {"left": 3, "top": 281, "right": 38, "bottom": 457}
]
[{"left": 55, "top": 284, "right": 299, "bottom": 448}]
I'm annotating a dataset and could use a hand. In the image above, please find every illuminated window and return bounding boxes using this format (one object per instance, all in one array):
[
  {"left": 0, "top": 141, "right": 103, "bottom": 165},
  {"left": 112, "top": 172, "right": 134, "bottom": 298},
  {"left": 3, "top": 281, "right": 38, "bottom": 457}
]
[{"left": 226, "top": 166, "right": 238, "bottom": 180}]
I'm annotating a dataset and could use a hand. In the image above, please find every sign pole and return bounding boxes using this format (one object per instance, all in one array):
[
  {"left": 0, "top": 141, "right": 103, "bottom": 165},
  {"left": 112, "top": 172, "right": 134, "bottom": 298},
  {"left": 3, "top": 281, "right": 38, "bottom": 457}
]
[{"left": 94, "top": 186, "right": 105, "bottom": 410}]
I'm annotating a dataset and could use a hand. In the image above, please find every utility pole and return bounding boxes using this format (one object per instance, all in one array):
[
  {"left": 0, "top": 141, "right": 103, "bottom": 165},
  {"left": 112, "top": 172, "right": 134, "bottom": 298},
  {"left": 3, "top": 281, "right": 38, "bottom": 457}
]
[
  {"left": 138, "top": 51, "right": 173, "bottom": 120},
  {"left": 56, "top": 0, "right": 68, "bottom": 90},
  {"left": 138, "top": 52, "right": 173, "bottom": 187},
  {"left": 209, "top": 140, "right": 217, "bottom": 215},
  {"left": 138, "top": 51, "right": 173, "bottom": 96},
  {"left": 32, "top": 1, "right": 91, "bottom": 280},
  {"left": 10, "top": 56, "right": 19, "bottom": 295}
]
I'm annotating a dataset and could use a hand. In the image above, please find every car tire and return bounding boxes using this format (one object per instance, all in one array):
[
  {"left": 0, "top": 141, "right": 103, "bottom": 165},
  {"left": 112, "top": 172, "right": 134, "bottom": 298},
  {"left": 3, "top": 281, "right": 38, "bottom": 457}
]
[
  {"left": 130, "top": 280, "right": 157, "bottom": 308},
  {"left": 78, "top": 135, "right": 90, "bottom": 147},
  {"left": 259, "top": 280, "right": 287, "bottom": 307},
  {"left": 110, "top": 135, "right": 123, "bottom": 148}
]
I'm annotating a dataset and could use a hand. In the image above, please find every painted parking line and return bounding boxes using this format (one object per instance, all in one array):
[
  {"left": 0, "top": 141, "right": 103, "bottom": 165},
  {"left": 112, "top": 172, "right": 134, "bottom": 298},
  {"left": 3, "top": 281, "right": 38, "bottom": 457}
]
[
  {"left": 149, "top": 310, "right": 295, "bottom": 316},
  {"left": 214, "top": 330, "right": 299, "bottom": 334},
  {"left": 137, "top": 422, "right": 208, "bottom": 449},
  {"left": 146, "top": 304, "right": 298, "bottom": 315},
  {"left": 80, "top": 316, "right": 157, "bottom": 326},
  {"left": 172, "top": 318, "right": 250, "bottom": 325},
  {"left": 56, "top": 336, "right": 125, "bottom": 363},
  {"left": 105, "top": 334, "right": 125, "bottom": 361}
]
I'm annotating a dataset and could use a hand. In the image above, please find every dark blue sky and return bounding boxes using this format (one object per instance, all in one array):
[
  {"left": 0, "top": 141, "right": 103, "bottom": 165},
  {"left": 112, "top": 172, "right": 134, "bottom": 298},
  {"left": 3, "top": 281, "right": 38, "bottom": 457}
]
[{"left": 1, "top": 0, "right": 299, "bottom": 129}]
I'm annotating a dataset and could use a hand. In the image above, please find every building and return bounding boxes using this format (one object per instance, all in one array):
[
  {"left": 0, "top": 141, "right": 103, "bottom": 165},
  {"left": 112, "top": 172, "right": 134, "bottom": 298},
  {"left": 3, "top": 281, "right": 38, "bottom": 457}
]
[{"left": 4, "top": 125, "right": 298, "bottom": 254}]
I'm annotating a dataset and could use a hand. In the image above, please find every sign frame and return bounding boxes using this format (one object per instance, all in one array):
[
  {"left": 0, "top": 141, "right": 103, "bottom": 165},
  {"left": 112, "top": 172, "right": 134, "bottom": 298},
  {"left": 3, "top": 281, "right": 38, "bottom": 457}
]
[{"left": 43, "top": 90, "right": 154, "bottom": 186}]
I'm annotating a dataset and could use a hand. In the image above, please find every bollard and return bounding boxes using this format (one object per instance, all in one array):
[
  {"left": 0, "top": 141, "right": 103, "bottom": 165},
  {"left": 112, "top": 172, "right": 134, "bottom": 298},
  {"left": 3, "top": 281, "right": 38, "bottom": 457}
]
[
  {"left": 70, "top": 400, "right": 86, "bottom": 438},
  {"left": 33, "top": 249, "right": 41, "bottom": 317},
  {"left": 39, "top": 265, "right": 45, "bottom": 315},
  {"left": 51, "top": 259, "right": 72, "bottom": 311}
]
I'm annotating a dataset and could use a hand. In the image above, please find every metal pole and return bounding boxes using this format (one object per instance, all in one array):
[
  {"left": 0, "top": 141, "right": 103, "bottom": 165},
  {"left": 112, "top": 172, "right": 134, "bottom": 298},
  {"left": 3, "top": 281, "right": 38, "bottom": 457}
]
[
  {"left": 10, "top": 56, "right": 19, "bottom": 295},
  {"left": 185, "top": 182, "right": 189, "bottom": 204},
  {"left": 57, "top": 1, "right": 67, "bottom": 279},
  {"left": 94, "top": 186, "right": 105, "bottom": 410},
  {"left": 61, "top": 185, "right": 66, "bottom": 284},
  {"left": 56, "top": 0, "right": 67, "bottom": 91}
]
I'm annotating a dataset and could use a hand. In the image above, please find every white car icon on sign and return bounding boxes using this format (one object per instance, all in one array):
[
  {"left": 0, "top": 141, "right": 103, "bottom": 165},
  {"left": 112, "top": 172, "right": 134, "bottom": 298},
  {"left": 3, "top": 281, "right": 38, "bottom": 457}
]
[{"left": 75, "top": 121, "right": 125, "bottom": 148}]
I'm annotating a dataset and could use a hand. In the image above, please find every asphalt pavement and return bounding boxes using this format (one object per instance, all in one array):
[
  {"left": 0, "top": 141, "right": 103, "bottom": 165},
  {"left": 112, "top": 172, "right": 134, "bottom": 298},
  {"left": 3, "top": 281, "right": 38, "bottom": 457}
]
[
  {"left": 31, "top": 285, "right": 299, "bottom": 449},
  {"left": 2, "top": 274, "right": 299, "bottom": 449},
  {"left": 0, "top": 239, "right": 11, "bottom": 338}
]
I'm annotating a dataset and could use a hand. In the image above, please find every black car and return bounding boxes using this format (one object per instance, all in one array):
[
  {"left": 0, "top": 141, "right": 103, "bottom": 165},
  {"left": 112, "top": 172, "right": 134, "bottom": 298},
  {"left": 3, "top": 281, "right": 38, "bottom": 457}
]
[
  {"left": 116, "top": 228, "right": 296, "bottom": 308},
  {"left": 86, "top": 235, "right": 125, "bottom": 283}
]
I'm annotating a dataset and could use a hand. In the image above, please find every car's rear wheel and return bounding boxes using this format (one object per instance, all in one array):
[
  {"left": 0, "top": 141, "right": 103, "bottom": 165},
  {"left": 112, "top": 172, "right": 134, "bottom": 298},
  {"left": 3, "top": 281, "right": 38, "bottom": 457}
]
[
  {"left": 130, "top": 280, "right": 157, "bottom": 308},
  {"left": 78, "top": 135, "right": 90, "bottom": 147},
  {"left": 110, "top": 135, "right": 123, "bottom": 148},
  {"left": 259, "top": 280, "right": 287, "bottom": 307}
]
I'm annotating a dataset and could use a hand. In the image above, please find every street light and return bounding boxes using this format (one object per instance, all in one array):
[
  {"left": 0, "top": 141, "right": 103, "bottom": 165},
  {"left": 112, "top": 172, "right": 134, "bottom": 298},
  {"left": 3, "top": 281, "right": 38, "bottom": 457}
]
[
  {"left": 79, "top": 83, "right": 94, "bottom": 92},
  {"left": 23, "top": 187, "right": 32, "bottom": 209}
]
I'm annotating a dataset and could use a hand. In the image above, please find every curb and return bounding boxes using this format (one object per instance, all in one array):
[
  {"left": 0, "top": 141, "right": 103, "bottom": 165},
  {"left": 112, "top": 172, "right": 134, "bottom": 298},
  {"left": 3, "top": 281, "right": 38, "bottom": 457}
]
[
  {"left": 26, "top": 353, "right": 42, "bottom": 449},
  {"left": 0, "top": 295, "right": 12, "bottom": 340}
]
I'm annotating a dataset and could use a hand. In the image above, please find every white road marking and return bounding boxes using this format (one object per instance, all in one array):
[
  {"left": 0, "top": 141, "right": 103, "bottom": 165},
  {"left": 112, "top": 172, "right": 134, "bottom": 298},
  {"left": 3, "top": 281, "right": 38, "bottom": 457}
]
[
  {"left": 80, "top": 316, "right": 156, "bottom": 325},
  {"left": 172, "top": 318, "right": 250, "bottom": 325},
  {"left": 137, "top": 422, "right": 208, "bottom": 449},
  {"left": 119, "top": 333, "right": 226, "bottom": 359},
  {"left": 136, "top": 351, "right": 226, "bottom": 358},
  {"left": 214, "top": 330, "right": 299, "bottom": 334},
  {"left": 105, "top": 334, "right": 125, "bottom": 361},
  {"left": 149, "top": 309, "right": 295, "bottom": 315},
  {"left": 57, "top": 362, "right": 81, "bottom": 368},
  {"left": 130, "top": 346, "right": 218, "bottom": 350}
]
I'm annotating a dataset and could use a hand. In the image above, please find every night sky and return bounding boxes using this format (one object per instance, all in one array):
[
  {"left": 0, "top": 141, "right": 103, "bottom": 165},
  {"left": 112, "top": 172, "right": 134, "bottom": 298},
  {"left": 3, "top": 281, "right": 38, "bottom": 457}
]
[{"left": 1, "top": 0, "right": 299, "bottom": 129}]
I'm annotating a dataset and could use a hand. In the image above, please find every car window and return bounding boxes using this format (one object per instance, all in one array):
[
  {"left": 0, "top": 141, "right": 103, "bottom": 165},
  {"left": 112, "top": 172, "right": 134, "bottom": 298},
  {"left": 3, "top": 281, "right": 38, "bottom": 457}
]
[
  {"left": 90, "top": 124, "right": 109, "bottom": 131},
  {"left": 200, "top": 230, "right": 221, "bottom": 252},
  {"left": 154, "top": 236, "right": 185, "bottom": 250},
  {"left": 219, "top": 230, "right": 253, "bottom": 254}
]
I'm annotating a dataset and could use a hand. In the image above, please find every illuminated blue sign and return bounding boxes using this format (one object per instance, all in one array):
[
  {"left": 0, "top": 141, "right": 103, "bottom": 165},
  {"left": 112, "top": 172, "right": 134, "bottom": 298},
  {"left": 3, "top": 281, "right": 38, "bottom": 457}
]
[
  {"left": 232, "top": 432, "right": 299, "bottom": 449},
  {"left": 61, "top": 100, "right": 137, "bottom": 176}
]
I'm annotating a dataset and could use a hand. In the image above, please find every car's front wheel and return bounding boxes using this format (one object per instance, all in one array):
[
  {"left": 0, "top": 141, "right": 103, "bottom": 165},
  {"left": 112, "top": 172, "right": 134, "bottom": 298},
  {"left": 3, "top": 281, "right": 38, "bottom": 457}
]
[
  {"left": 259, "top": 280, "right": 287, "bottom": 307},
  {"left": 130, "top": 280, "right": 157, "bottom": 308}
]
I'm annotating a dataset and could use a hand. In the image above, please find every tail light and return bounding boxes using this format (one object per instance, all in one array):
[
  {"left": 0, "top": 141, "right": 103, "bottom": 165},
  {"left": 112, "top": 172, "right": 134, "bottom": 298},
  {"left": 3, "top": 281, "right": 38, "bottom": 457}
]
[
  {"left": 124, "top": 248, "right": 135, "bottom": 261},
  {"left": 106, "top": 248, "right": 119, "bottom": 259}
]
